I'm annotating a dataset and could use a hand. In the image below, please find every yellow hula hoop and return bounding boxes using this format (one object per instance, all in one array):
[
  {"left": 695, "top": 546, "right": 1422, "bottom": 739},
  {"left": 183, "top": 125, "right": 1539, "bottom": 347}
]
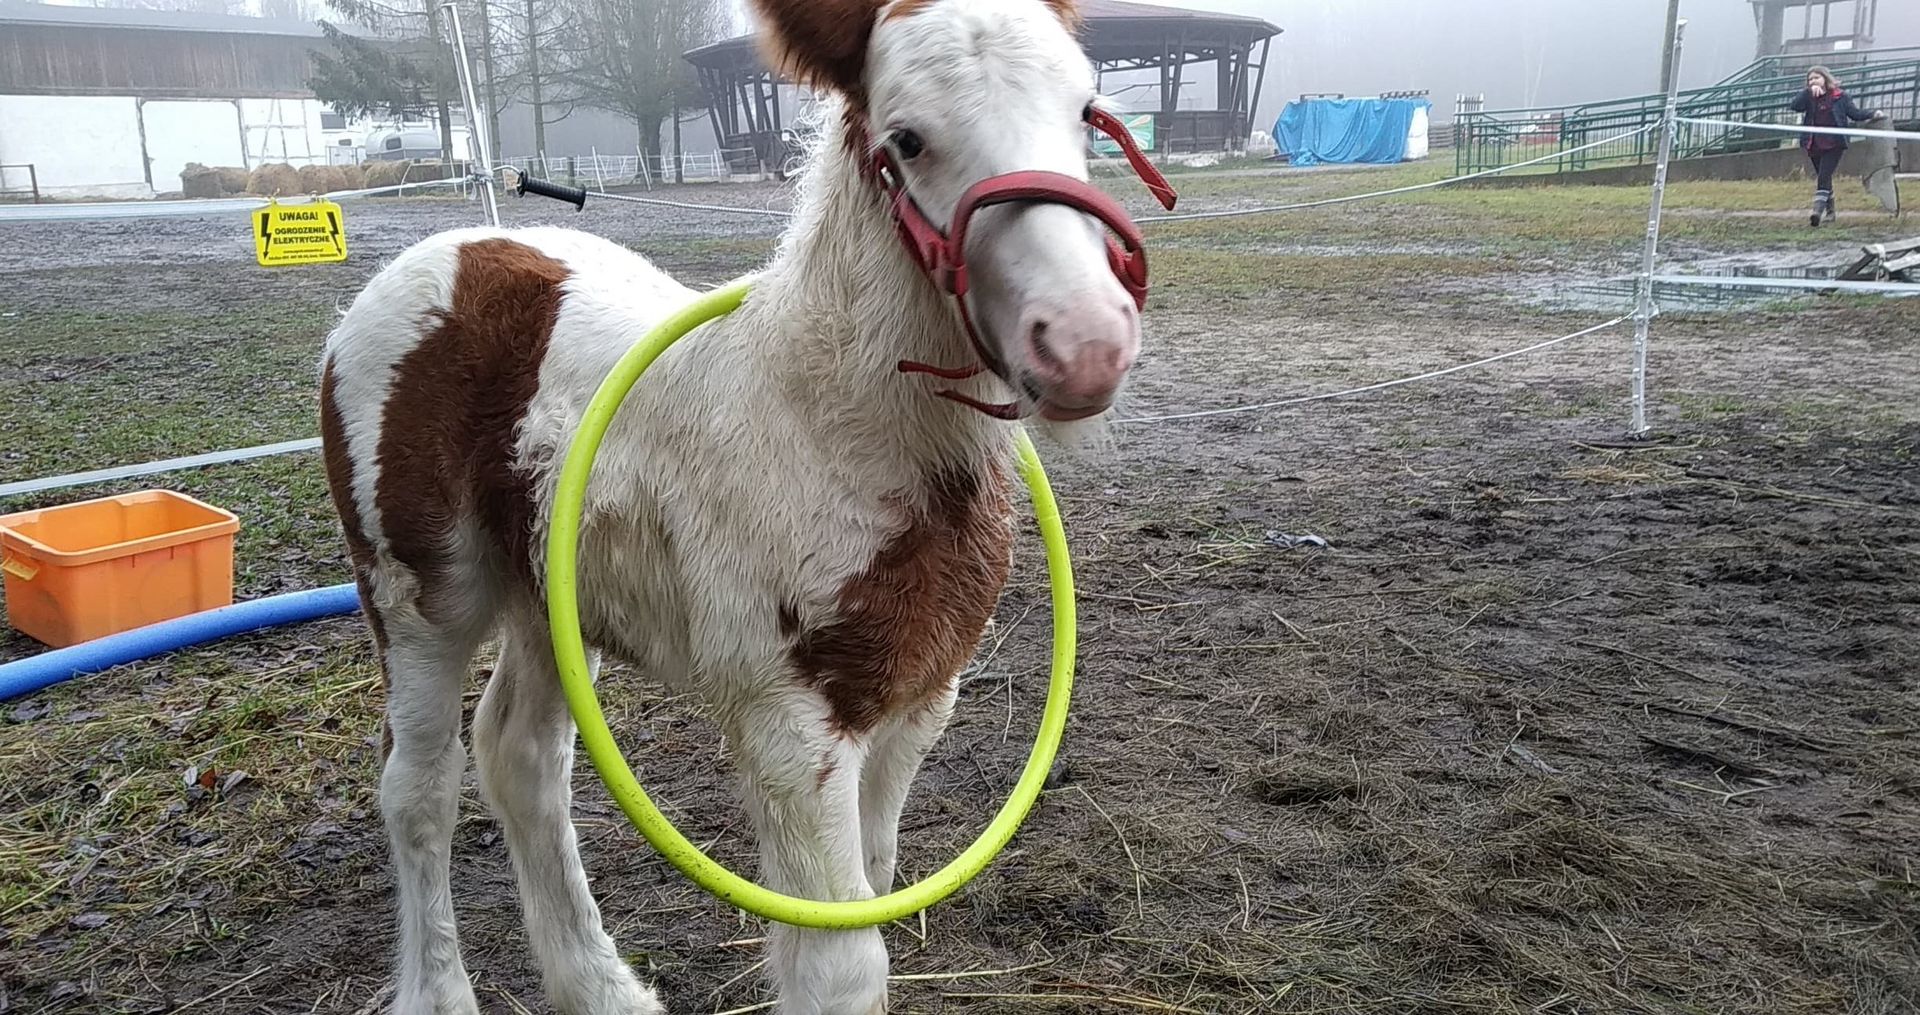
[{"left": 545, "top": 279, "right": 1078, "bottom": 930}]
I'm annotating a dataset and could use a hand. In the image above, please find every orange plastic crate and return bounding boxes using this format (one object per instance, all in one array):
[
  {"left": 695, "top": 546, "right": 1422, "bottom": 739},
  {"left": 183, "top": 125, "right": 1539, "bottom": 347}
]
[{"left": 0, "top": 490, "right": 241, "bottom": 648}]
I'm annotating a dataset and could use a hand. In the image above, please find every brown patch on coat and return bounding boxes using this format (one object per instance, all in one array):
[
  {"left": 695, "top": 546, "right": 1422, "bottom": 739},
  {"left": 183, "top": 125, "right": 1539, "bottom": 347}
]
[
  {"left": 1042, "top": 0, "right": 1083, "bottom": 29},
  {"left": 319, "top": 360, "right": 379, "bottom": 595},
  {"left": 374, "top": 238, "right": 569, "bottom": 621},
  {"left": 320, "top": 360, "right": 396, "bottom": 756},
  {"left": 751, "top": 0, "right": 887, "bottom": 100},
  {"left": 790, "top": 465, "right": 1014, "bottom": 735},
  {"left": 881, "top": 0, "right": 938, "bottom": 20}
]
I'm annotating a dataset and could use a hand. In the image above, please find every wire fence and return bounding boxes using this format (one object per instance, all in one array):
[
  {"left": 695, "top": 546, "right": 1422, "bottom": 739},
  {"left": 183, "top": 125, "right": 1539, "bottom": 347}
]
[
  {"left": 1674, "top": 117, "right": 1920, "bottom": 144},
  {"left": 3, "top": 94, "right": 1913, "bottom": 498},
  {"left": 1456, "top": 47, "right": 1920, "bottom": 176},
  {"left": 0, "top": 175, "right": 475, "bottom": 223},
  {"left": 1111, "top": 316, "right": 1635, "bottom": 425},
  {"left": 0, "top": 316, "right": 1640, "bottom": 498},
  {"left": 548, "top": 125, "right": 1658, "bottom": 226},
  {"left": 501, "top": 148, "right": 766, "bottom": 188}
]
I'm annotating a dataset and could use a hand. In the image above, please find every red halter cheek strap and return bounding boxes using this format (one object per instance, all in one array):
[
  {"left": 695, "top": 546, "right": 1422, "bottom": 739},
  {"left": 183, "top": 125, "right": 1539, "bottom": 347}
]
[{"left": 883, "top": 105, "right": 1178, "bottom": 418}]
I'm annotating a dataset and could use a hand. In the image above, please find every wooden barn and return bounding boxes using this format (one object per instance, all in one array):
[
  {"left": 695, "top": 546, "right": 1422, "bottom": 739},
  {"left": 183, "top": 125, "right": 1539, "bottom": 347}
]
[{"left": 0, "top": 1, "right": 351, "bottom": 199}]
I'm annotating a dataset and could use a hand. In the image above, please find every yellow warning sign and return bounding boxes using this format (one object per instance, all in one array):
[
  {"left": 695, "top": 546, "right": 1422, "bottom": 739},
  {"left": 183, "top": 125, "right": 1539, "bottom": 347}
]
[{"left": 253, "top": 200, "right": 347, "bottom": 267}]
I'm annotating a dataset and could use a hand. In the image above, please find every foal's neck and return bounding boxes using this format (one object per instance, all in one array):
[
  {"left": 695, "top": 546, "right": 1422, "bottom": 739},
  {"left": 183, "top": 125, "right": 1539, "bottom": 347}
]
[{"left": 747, "top": 123, "right": 1009, "bottom": 484}]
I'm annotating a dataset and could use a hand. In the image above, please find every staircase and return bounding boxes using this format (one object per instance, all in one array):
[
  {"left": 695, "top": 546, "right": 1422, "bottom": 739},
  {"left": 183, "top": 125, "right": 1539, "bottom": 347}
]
[{"left": 1455, "top": 48, "right": 1920, "bottom": 177}]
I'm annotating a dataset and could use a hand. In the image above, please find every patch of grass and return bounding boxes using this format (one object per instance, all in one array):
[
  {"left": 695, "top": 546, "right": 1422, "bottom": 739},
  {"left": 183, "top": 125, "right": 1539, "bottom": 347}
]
[
  {"left": 0, "top": 631, "right": 385, "bottom": 970},
  {"left": 1152, "top": 247, "right": 1524, "bottom": 301},
  {"left": 1133, "top": 168, "right": 1902, "bottom": 261},
  {"left": 1675, "top": 392, "right": 1754, "bottom": 420},
  {"left": 0, "top": 302, "right": 335, "bottom": 483}
]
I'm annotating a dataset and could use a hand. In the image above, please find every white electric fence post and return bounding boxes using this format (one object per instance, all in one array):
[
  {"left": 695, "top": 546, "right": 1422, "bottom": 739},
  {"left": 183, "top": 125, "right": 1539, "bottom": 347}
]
[
  {"left": 442, "top": 1, "right": 500, "bottom": 227},
  {"left": 1631, "top": 10, "right": 1686, "bottom": 437}
]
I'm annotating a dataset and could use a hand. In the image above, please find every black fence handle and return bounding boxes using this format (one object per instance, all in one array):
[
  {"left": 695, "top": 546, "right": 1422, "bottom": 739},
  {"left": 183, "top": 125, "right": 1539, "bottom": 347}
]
[{"left": 512, "top": 172, "right": 588, "bottom": 210}]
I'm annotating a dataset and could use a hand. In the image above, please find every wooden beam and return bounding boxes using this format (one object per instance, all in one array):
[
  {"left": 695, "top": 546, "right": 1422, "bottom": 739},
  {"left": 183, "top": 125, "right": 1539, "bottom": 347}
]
[
  {"left": 1248, "top": 37, "right": 1272, "bottom": 134},
  {"left": 699, "top": 67, "right": 729, "bottom": 149},
  {"left": 1167, "top": 28, "right": 1189, "bottom": 154}
]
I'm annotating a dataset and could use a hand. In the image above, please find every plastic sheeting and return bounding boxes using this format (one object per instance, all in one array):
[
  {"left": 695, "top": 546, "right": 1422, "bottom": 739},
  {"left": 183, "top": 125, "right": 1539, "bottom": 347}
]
[{"left": 1276, "top": 97, "right": 1434, "bottom": 167}]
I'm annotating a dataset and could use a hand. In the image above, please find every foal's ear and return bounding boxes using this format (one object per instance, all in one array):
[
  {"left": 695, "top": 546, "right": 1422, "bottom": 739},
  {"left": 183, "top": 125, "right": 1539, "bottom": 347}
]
[
  {"left": 1041, "top": 0, "right": 1084, "bottom": 30},
  {"left": 750, "top": 0, "right": 889, "bottom": 100}
]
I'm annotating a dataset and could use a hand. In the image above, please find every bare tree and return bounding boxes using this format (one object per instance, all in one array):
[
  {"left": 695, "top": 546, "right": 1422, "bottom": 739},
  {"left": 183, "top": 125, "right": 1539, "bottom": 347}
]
[
  {"left": 462, "top": 0, "right": 578, "bottom": 159},
  {"left": 557, "top": 0, "right": 727, "bottom": 171},
  {"left": 321, "top": 0, "right": 461, "bottom": 160}
]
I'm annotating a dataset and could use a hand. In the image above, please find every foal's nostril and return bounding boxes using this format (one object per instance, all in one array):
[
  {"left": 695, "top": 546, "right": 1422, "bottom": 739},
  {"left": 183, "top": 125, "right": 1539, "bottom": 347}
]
[{"left": 1027, "top": 319, "right": 1061, "bottom": 372}]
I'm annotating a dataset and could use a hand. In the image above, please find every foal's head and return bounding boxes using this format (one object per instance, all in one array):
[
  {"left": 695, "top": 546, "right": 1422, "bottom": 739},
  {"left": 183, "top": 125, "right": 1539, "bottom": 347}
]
[{"left": 756, "top": 0, "right": 1152, "bottom": 424}]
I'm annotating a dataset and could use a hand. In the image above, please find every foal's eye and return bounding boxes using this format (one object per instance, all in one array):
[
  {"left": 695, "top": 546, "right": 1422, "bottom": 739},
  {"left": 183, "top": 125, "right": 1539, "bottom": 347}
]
[{"left": 891, "top": 129, "right": 926, "bottom": 161}]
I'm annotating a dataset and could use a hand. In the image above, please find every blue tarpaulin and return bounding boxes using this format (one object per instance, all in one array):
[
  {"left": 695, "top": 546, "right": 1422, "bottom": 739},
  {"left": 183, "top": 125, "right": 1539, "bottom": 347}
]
[{"left": 1275, "top": 97, "right": 1433, "bottom": 167}]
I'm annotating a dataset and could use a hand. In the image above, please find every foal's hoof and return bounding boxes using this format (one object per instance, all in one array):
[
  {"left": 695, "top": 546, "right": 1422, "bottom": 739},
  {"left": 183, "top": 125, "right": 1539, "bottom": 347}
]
[
  {"left": 553, "top": 963, "right": 664, "bottom": 1015},
  {"left": 391, "top": 985, "right": 481, "bottom": 1015}
]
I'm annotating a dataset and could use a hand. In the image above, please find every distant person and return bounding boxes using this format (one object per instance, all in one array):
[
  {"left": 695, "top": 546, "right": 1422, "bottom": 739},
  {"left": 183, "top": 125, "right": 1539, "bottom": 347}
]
[{"left": 1790, "top": 67, "right": 1882, "bottom": 228}]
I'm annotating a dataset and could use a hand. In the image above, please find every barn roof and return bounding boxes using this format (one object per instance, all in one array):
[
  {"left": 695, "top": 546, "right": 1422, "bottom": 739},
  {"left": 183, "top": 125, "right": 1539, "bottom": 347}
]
[
  {"left": 685, "top": 0, "right": 1281, "bottom": 71},
  {"left": 0, "top": 1, "right": 335, "bottom": 38},
  {"left": 1076, "top": 0, "right": 1280, "bottom": 29}
]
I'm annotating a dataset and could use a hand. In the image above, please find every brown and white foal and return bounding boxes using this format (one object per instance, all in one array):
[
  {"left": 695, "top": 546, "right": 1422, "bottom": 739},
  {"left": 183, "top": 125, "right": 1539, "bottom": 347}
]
[{"left": 319, "top": 1, "right": 1154, "bottom": 1011}]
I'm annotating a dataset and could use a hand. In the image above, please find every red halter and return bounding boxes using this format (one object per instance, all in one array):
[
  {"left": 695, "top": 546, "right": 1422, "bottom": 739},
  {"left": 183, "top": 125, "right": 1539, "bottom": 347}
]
[{"left": 881, "top": 105, "right": 1178, "bottom": 419}]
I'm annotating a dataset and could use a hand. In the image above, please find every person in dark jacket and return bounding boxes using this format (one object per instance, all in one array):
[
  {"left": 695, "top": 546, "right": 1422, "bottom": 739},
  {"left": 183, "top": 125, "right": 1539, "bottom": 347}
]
[{"left": 1790, "top": 67, "right": 1883, "bottom": 227}]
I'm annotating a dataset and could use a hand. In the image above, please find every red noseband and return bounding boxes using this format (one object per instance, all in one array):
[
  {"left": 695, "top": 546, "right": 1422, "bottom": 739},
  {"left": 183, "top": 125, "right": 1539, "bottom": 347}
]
[{"left": 883, "top": 105, "right": 1178, "bottom": 417}]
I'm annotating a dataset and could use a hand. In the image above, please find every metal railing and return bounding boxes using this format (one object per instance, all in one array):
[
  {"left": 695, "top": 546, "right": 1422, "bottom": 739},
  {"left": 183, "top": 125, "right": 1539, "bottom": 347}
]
[
  {"left": 1456, "top": 50, "right": 1920, "bottom": 176},
  {"left": 0, "top": 163, "right": 39, "bottom": 204},
  {"left": 1723, "top": 46, "right": 1920, "bottom": 87}
]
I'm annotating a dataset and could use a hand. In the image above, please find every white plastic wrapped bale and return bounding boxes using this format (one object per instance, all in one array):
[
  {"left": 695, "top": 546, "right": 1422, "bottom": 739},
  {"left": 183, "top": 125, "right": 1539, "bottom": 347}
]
[
  {"left": 1860, "top": 112, "right": 1900, "bottom": 215},
  {"left": 1404, "top": 105, "right": 1431, "bottom": 161}
]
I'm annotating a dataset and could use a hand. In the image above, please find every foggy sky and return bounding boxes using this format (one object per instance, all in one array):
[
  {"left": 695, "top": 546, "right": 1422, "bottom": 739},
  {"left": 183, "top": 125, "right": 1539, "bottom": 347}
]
[
  {"left": 1204, "top": 0, "right": 1920, "bottom": 122},
  {"left": 726, "top": 1, "right": 1920, "bottom": 122}
]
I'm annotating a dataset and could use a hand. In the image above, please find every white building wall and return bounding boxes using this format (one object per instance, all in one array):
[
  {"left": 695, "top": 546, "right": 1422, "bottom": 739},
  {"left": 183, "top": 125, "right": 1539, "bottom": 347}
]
[
  {"left": 0, "top": 94, "right": 350, "bottom": 200},
  {"left": 141, "top": 99, "right": 246, "bottom": 192},
  {"left": 238, "top": 97, "right": 329, "bottom": 168},
  {"left": 0, "top": 95, "right": 151, "bottom": 199}
]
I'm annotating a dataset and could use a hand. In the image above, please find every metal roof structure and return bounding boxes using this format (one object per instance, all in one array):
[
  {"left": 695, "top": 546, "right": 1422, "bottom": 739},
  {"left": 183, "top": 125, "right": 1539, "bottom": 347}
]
[
  {"left": 685, "top": 1, "right": 1281, "bottom": 171},
  {"left": 0, "top": 1, "right": 355, "bottom": 99},
  {"left": 686, "top": 0, "right": 1279, "bottom": 66},
  {"left": 1750, "top": 0, "right": 1880, "bottom": 58}
]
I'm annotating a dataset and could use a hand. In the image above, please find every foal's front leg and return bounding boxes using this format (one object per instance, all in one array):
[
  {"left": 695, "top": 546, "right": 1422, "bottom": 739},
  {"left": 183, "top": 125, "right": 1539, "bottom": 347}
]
[
  {"left": 727, "top": 694, "right": 887, "bottom": 1015},
  {"left": 859, "top": 685, "right": 957, "bottom": 895}
]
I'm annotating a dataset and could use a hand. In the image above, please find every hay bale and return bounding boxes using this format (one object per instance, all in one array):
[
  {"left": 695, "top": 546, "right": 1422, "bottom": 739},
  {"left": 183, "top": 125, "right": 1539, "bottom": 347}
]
[
  {"left": 216, "top": 167, "right": 251, "bottom": 195},
  {"left": 295, "top": 164, "right": 341, "bottom": 194},
  {"left": 361, "top": 160, "right": 408, "bottom": 189},
  {"left": 332, "top": 163, "right": 367, "bottom": 191},
  {"left": 247, "top": 163, "right": 302, "bottom": 196},
  {"left": 179, "top": 163, "right": 224, "bottom": 199},
  {"left": 318, "top": 165, "right": 360, "bottom": 192}
]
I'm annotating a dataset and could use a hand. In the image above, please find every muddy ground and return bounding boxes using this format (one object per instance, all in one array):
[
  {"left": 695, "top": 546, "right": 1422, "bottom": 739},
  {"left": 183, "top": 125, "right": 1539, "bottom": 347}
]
[{"left": 1, "top": 164, "right": 1916, "bottom": 1014}]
